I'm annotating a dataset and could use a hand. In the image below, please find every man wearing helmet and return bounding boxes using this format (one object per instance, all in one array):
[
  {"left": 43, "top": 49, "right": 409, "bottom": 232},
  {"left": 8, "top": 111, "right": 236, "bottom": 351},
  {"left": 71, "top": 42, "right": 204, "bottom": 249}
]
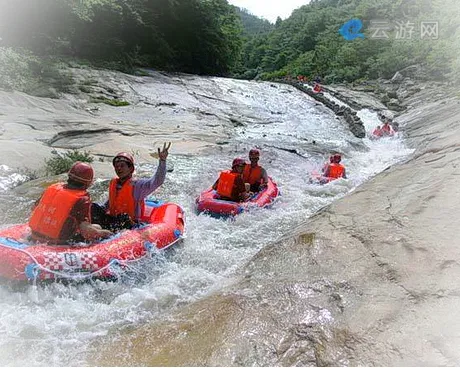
[
  {"left": 29, "top": 162, "right": 113, "bottom": 245},
  {"left": 91, "top": 142, "right": 171, "bottom": 230},
  {"left": 243, "top": 148, "right": 268, "bottom": 193},
  {"left": 212, "top": 158, "right": 249, "bottom": 202},
  {"left": 322, "top": 153, "right": 347, "bottom": 182}
]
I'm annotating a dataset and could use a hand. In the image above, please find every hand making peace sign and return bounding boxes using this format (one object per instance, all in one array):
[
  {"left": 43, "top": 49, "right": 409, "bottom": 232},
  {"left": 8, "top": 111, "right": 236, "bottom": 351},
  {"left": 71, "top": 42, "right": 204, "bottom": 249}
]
[{"left": 158, "top": 142, "right": 171, "bottom": 161}]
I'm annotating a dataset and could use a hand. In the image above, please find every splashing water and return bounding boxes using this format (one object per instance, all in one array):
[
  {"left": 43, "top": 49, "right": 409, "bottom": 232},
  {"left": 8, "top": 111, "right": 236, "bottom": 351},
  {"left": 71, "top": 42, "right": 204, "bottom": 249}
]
[{"left": 0, "top": 78, "right": 414, "bottom": 366}]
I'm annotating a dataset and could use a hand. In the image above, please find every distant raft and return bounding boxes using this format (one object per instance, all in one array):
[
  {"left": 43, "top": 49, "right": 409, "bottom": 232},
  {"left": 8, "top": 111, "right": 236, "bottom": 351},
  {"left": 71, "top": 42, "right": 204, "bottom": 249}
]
[
  {"left": 309, "top": 170, "right": 341, "bottom": 185},
  {"left": 196, "top": 177, "right": 280, "bottom": 217},
  {"left": 370, "top": 130, "right": 395, "bottom": 140},
  {"left": 0, "top": 200, "right": 185, "bottom": 282}
]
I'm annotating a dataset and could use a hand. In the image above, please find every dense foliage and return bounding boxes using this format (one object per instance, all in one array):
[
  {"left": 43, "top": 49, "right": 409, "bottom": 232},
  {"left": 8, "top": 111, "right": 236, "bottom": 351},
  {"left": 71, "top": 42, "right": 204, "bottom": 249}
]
[
  {"left": 0, "top": 0, "right": 243, "bottom": 76},
  {"left": 231, "top": 7, "right": 274, "bottom": 79},
  {"left": 0, "top": 0, "right": 458, "bottom": 89},
  {"left": 237, "top": 0, "right": 460, "bottom": 83}
]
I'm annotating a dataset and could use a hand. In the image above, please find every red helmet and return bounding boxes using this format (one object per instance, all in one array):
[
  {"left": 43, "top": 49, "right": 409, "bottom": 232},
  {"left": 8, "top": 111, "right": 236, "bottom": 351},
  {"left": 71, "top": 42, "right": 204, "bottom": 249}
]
[
  {"left": 68, "top": 162, "right": 94, "bottom": 186},
  {"left": 333, "top": 154, "right": 342, "bottom": 163},
  {"left": 249, "top": 148, "right": 260, "bottom": 157},
  {"left": 232, "top": 158, "right": 246, "bottom": 168},
  {"left": 113, "top": 152, "right": 134, "bottom": 166}
]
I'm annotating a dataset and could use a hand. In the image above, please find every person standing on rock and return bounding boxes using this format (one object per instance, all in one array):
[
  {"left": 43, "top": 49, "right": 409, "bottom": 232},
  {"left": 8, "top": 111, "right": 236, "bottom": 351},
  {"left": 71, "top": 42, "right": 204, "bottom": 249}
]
[
  {"left": 243, "top": 148, "right": 269, "bottom": 193},
  {"left": 91, "top": 142, "right": 171, "bottom": 231},
  {"left": 313, "top": 75, "right": 322, "bottom": 93},
  {"left": 29, "top": 162, "right": 113, "bottom": 245}
]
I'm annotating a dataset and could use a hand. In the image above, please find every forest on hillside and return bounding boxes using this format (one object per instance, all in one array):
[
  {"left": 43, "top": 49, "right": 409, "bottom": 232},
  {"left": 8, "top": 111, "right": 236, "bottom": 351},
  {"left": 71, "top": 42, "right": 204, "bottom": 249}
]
[
  {"left": 236, "top": 0, "right": 460, "bottom": 83},
  {"left": 0, "top": 0, "right": 459, "bottom": 95}
]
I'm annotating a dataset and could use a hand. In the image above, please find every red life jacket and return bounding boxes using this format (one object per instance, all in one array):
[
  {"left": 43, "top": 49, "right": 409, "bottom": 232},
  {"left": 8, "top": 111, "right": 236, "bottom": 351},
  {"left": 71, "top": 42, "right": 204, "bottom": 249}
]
[
  {"left": 29, "top": 183, "right": 88, "bottom": 242},
  {"left": 216, "top": 171, "right": 239, "bottom": 198},
  {"left": 108, "top": 178, "right": 144, "bottom": 221},
  {"left": 243, "top": 164, "right": 263, "bottom": 185},
  {"left": 327, "top": 163, "right": 345, "bottom": 179},
  {"left": 381, "top": 124, "right": 393, "bottom": 135},
  {"left": 313, "top": 83, "right": 322, "bottom": 93},
  {"left": 373, "top": 128, "right": 383, "bottom": 137}
]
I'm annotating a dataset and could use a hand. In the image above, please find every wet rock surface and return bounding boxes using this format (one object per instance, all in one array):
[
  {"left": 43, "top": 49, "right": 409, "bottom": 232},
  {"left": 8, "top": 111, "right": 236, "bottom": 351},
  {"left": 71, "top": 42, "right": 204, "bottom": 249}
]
[
  {"left": 1, "top": 67, "right": 361, "bottom": 175},
  {"left": 326, "top": 65, "right": 455, "bottom": 117},
  {"left": 3, "top": 64, "right": 459, "bottom": 366},
  {"left": 280, "top": 79, "right": 367, "bottom": 138},
  {"left": 91, "top": 81, "right": 460, "bottom": 366}
]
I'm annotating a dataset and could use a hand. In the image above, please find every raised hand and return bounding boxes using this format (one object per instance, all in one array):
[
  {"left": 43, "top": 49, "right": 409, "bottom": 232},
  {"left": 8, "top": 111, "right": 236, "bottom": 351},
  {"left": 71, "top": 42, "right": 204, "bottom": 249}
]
[{"left": 158, "top": 142, "right": 171, "bottom": 161}]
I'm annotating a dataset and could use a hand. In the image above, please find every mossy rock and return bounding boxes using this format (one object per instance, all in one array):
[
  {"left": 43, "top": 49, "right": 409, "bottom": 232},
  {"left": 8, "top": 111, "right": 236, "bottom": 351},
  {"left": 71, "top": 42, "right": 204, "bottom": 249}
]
[
  {"left": 79, "top": 85, "right": 92, "bottom": 93},
  {"left": 90, "top": 97, "right": 130, "bottom": 106}
]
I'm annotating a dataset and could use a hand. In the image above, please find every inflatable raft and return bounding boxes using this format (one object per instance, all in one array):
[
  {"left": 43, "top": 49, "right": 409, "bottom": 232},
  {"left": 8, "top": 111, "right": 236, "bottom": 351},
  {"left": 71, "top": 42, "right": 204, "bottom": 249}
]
[
  {"left": 309, "top": 171, "right": 338, "bottom": 185},
  {"left": 370, "top": 131, "right": 394, "bottom": 140},
  {"left": 0, "top": 199, "right": 185, "bottom": 282},
  {"left": 196, "top": 177, "right": 279, "bottom": 217}
]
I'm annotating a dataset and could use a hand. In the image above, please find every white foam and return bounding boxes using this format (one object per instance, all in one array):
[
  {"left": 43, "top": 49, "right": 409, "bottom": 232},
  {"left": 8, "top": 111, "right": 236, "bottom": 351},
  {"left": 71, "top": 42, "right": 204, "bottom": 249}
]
[{"left": 0, "top": 82, "right": 415, "bottom": 366}]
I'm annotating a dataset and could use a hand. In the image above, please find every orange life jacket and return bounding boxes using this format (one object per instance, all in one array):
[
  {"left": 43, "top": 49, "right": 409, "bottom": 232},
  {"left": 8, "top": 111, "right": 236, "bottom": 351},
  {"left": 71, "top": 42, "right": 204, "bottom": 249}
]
[
  {"left": 243, "top": 164, "right": 263, "bottom": 185},
  {"left": 216, "top": 171, "right": 239, "bottom": 198},
  {"left": 29, "top": 183, "right": 88, "bottom": 241},
  {"left": 327, "top": 163, "right": 345, "bottom": 179},
  {"left": 108, "top": 178, "right": 144, "bottom": 221}
]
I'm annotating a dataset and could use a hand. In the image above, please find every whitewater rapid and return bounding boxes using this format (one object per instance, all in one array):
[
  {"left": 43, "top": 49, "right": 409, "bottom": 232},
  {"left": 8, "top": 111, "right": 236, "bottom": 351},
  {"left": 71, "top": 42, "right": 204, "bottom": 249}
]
[{"left": 0, "top": 77, "right": 413, "bottom": 366}]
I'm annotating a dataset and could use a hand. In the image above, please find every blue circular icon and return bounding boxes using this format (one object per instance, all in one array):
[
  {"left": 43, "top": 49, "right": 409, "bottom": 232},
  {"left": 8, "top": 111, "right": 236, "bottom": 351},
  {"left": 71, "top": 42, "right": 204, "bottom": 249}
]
[{"left": 339, "top": 19, "right": 365, "bottom": 41}]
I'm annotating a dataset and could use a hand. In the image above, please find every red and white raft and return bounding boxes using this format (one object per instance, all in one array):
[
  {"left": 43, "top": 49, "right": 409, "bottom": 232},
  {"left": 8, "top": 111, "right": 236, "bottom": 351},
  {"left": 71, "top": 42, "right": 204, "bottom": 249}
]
[
  {"left": 196, "top": 177, "right": 280, "bottom": 217},
  {"left": 0, "top": 200, "right": 185, "bottom": 282}
]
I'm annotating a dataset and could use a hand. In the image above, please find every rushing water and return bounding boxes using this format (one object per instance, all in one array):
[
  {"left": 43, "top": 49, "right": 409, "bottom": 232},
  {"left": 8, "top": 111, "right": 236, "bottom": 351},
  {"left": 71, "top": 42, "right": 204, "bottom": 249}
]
[{"left": 0, "top": 78, "right": 414, "bottom": 366}]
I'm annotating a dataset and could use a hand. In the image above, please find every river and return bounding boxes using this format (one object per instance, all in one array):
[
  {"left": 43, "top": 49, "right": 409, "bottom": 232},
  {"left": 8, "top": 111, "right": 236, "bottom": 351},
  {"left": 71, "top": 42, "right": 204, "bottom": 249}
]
[{"left": 0, "top": 74, "right": 413, "bottom": 366}]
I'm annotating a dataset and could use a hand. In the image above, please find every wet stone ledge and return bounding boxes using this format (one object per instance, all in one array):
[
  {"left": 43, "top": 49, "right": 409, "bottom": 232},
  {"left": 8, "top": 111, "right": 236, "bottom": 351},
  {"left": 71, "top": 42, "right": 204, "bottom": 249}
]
[{"left": 277, "top": 79, "right": 366, "bottom": 139}]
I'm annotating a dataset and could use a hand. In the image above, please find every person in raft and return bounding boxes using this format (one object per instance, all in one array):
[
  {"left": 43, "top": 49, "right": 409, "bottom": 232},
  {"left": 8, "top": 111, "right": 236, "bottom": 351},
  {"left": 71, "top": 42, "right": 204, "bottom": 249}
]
[
  {"left": 322, "top": 154, "right": 347, "bottom": 183},
  {"left": 29, "top": 162, "right": 113, "bottom": 245},
  {"left": 91, "top": 142, "right": 171, "bottom": 231},
  {"left": 212, "top": 158, "right": 249, "bottom": 202},
  {"left": 321, "top": 155, "right": 335, "bottom": 174},
  {"left": 381, "top": 120, "right": 395, "bottom": 136},
  {"left": 372, "top": 125, "right": 384, "bottom": 138},
  {"left": 243, "top": 148, "right": 269, "bottom": 193}
]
